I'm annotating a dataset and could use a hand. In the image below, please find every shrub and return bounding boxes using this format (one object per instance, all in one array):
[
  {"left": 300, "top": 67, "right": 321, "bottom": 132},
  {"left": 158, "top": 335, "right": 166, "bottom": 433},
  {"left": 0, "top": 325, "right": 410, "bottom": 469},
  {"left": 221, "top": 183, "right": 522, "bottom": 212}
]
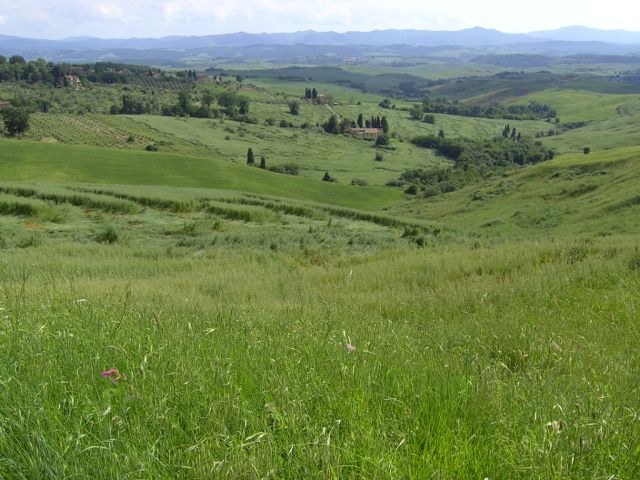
[
  {"left": 386, "top": 179, "right": 406, "bottom": 187},
  {"left": 628, "top": 250, "right": 640, "bottom": 271},
  {"left": 374, "top": 152, "right": 384, "bottom": 162},
  {"left": 351, "top": 178, "right": 368, "bottom": 186},
  {"left": 375, "top": 134, "right": 390, "bottom": 146},
  {"left": 288, "top": 100, "right": 300, "bottom": 115},
  {"left": 1, "top": 108, "right": 30, "bottom": 136},
  {"left": 95, "top": 226, "right": 119, "bottom": 244},
  {"left": 405, "top": 185, "right": 418, "bottom": 195},
  {"left": 145, "top": 144, "right": 158, "bottom": 151},
  {"left": 322, "top": 172, "right": 336, "bottom": 182},
  {"left": 268, "top": 163, "right": 299, "bottom": 175},
  {"left": 583, "top": 147, "right": 591, "bottom": 155}
]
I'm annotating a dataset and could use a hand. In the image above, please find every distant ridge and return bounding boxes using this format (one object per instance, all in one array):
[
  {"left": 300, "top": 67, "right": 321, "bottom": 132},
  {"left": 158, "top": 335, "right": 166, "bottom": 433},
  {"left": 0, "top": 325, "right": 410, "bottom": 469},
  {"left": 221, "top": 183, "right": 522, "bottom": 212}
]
[
  {"left": 0, "top": 27, "right": 536, "bottom": 49},
  {"left": 529, "top": 26, "right": 640, "bottom": 44},
  {"left": 1, "top": 26, "right": 639, "bottom": 64},
  {"left": 2, "top": 26, "right": 640, "bottom": 50}
]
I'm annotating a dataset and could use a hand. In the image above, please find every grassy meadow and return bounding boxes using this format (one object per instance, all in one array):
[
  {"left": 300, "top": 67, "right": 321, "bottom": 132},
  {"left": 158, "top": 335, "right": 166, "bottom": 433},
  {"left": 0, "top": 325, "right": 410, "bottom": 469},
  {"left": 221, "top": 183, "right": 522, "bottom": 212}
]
[{"left": 2, "top": 63, "right": 640, "bottom": 478}]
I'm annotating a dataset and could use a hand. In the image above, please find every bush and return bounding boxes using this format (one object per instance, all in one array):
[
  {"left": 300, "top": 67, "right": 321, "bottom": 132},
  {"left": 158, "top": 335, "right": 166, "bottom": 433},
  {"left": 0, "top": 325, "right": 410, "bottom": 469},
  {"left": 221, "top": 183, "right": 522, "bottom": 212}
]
[
  {"left": 95, "top": 226, "right": 119, "bottom": 244},
  {"left": 405, "top": 185, "right": 418, "bottom": 195},
  {"left": 322, "top": 172, "right": 336, "bottom": 182},
  {"left": 628, "top": 250, "right": 640, "bottom": 271},
  {"left": 583, "top": 147, "right": 591, "bottom": 155},
  {"left": 374, "top": 152, "right": 384, "bottom": 162},
  {"left": 375, "top": 134, "right": 390, "bottom": 146},
  {"left": 422, "top": 186, "right": 441, "bottom": 197},
  {"left": 288, "top": 100, "right": 300, "bottom": 115},
  {"left": 145, "top": 144, "right": 158, "bottom": 151},
  {"left": 268, "top": 163, "right": 299, "bottom": 176},
  {"left": 386, "top": 179, "right": 406, "bottom": 187},
  {"left": 1, "top": 108, "right": 30, "bottom": 136},
  {"left": 351, "top": 178, "right": 368, "bottom": 186}
]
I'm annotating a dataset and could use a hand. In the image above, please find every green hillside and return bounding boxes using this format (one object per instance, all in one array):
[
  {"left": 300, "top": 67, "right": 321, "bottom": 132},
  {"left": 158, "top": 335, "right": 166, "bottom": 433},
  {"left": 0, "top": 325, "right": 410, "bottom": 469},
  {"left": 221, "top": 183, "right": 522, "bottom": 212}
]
[
  {"left": 0, "top": 139, "right": 402, "bottom": 209},
  {"left": 394, "top": 146, "right": 640, "bottom": 237},
  {"left": 2, "top": 62, "right": 640, "bottom": 479}
]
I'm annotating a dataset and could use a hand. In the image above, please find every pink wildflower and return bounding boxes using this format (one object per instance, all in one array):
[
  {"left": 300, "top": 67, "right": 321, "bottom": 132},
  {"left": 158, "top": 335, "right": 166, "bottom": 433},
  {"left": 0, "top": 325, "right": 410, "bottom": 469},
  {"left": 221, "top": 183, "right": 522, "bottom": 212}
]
[{"left": 101, "top": 368, "right": 121, "bottom": 383}]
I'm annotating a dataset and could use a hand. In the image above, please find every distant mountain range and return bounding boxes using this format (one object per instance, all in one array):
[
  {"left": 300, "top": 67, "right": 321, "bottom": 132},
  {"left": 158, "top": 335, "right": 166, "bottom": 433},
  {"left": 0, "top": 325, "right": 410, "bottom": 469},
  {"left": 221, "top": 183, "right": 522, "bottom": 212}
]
[
  {"left": 530, "top": 26, "right": 640, "bottom": 45},
  {"left": 1, "top": 26, "right": 639, "bottom": 65}
]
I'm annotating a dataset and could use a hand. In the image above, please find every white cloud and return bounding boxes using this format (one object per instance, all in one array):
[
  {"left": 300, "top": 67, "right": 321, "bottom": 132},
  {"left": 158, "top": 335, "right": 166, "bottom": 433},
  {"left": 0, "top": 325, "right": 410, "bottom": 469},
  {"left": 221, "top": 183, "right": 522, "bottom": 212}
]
[
  {"left": 0, "top": 14, "right": 5, "bottom": 25},
  {"left": 91, "top": 4, "right": 125, "bottom": 21},
  {"left": 0, "top": 0, "right": 637, "bottom": 39}
]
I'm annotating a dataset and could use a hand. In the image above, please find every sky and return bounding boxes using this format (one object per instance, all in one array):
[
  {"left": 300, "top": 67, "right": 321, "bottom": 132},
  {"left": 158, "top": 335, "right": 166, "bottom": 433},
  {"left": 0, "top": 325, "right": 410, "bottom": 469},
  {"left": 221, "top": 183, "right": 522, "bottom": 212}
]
[{"left": 0, "top": 0, "right": 637, "bottom": 39}]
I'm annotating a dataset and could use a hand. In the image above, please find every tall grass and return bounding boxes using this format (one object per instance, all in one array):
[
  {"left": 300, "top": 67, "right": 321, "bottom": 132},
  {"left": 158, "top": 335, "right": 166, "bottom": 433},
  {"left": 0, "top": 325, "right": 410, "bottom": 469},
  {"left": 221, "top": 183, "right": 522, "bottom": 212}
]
[{"left": 0, "top": 235, "right": 638, "bottom": 478}]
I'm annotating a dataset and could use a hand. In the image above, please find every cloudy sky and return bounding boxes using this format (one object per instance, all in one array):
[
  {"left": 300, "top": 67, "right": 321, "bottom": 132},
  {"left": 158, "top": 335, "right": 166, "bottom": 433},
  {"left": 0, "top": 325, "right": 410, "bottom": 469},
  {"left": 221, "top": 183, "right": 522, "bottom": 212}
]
[{"left": 0, "top": 0, "right": 635, "bottom": 39}]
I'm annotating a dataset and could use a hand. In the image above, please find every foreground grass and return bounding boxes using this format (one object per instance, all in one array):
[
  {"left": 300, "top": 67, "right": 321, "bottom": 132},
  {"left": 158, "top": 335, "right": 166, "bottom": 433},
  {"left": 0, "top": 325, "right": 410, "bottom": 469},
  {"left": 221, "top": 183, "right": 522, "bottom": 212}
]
[{"left": 0, "top": 234, "right": 639, "bottom": 478}]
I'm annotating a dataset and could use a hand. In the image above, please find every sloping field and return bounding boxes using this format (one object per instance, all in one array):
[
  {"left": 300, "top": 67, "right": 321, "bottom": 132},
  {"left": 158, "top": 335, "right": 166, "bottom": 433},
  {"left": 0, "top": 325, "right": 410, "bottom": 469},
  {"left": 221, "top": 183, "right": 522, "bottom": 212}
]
[
  {"left": 395, "top": 146, "right": 640, "bottom": 236},
  {"left": 0, "top": 139, "right": 402, "bottom": 210}
]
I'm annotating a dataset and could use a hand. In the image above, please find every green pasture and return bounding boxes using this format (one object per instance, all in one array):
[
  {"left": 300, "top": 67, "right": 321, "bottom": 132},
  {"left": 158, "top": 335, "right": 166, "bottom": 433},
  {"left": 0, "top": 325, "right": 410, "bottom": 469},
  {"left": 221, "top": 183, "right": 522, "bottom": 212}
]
[
  {"left": 0, "top": 228, "right": 638, "bottom": 478},
  {"left": 2, "top": 63, "right": 640, "bottom": 478},
  {"left": 395, "top": 146, "right": 640, "bottom": 237},
  {"left": 0, "top": 139, "right": 401, "bottom": 210}
]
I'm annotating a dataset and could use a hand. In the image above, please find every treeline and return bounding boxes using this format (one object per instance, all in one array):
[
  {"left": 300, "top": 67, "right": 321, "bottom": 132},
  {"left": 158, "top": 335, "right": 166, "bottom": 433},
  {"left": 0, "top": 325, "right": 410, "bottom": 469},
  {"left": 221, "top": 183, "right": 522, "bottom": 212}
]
[
  {"left": 322, "top": 114, "right": 389, "bottom": 135},
  {"left": 398, "top": 128, "right": 555, "bottom": 195},
  {"left": 0, "top": 57, "right": 172, "bottom": 85},
  {"left": 110, "top": 89, "right": 251, "bottom": 120},
  {"left": 416, "top": 97, "right": 556, "bottom": 120}
]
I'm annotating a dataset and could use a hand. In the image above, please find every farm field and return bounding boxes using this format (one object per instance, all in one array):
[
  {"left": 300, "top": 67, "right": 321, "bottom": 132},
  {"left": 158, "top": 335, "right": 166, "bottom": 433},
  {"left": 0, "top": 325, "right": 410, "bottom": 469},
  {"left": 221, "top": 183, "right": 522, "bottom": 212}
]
[{"left": 2, "top": 60, "right": 640, "bottom": 478}]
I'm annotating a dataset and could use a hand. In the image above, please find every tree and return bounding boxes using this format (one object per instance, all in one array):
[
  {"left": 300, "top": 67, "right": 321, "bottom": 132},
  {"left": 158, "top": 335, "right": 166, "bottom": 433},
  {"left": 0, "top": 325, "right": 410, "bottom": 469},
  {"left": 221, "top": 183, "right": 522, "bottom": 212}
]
[
  {"left": 423, "top": 114, "right": 435, "bottom": 124},
  {"left": 339, "top": 118, "right": 354, "bottom": 133},
  {"left": 246, "top": 147, "right": 255, "bottom": 165},
  {"left": 583, "top": 147, "right": 591, "bottom": 155},
  {"left": 357, "top": 113, "right": 364, "bottom": 128},
  {"left": 375, "top": 134, "right": 390, "bottom": 146},
  {"left": 8, "top": 55, "right": 26, "bottom": 65},
  {"left": 260, "top": 156, "right": 266, "bottom": 169},
  {"left": 323, "top": 115, "right": 339, "bottom": 134},
  {"left": 438, "top": 129, "right": 446, "bottom": 139},
  {"left": 288, "top": 100, "right": 300, "bottom": 115},
  {"left": 0, "top": 55, "right": 6, "bottom": 65},
  {"left": 201, "top": 90, "right": 215, "bottom": 107},
  {"left": 177, "top": 90, "right": 193, "bottom": 116},
  {"left": 378, "top": 98, "right": 391, "bottom": 109},
  {"left": 238, "top": 97, "right": 249, "bottom": 115},
  {"left": 381, "top": 116, "right": 389, "bottom": 134},
  {"left": 409, "top": 105, "right": 423, "bottom": 120},
  {"left": 322, "top": 171, "right": 335, "bottom": 182},
  {"left": 305, "top": 88, "right": 312, "bottom": 100},
  {"left": 1, "top": 109, "right": 30, "bottom": 136},
  {"left": 311, "top": 88, "right": 318, "bottom": 100}
]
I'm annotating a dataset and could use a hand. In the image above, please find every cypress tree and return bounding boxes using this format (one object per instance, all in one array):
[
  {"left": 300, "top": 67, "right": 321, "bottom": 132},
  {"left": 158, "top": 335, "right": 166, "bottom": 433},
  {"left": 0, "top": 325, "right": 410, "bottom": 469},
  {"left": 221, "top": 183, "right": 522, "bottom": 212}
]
[
  {"left": 247, "top": 148, "right": 255, "bottom": 165},
  {"left": 381, "top": 116, "right": 389, "bottom": 134}
]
